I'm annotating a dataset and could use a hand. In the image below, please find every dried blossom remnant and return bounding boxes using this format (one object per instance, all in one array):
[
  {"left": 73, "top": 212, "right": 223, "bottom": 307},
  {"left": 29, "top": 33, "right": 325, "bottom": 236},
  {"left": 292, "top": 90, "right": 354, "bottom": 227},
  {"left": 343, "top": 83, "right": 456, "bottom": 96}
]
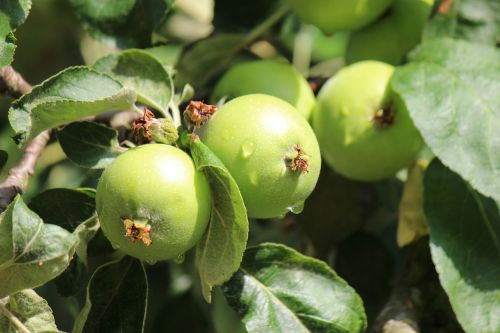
[
  {"left": 132, "top": 108, "right": 155, "bottom": 143},
  {"left": 372, "top": 105, "right": 395, "bottom": 128},
  {"left": 132, "top": 107, "right": 178, "bottom": 144},
  {"left": 184, "top": 101, "right": 217, "bottom": 129},
  {"left": 287, "top": 144, "right": 310, "bottom": 174},
  {"left": 123, "top": 218, "right": 152, "bottom": 246}
]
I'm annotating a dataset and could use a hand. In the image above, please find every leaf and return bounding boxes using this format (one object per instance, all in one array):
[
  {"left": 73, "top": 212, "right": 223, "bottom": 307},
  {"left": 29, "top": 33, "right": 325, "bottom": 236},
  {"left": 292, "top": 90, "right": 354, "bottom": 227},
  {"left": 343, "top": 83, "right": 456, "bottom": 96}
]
[
  {"left": 57, "top": 122, "right": 125, "bottom": 169},
  {"left": 94, "top": 49, "right": 173, "bottom": 113},
  {"left": 8, "top": 66, "right": 136, "bottom": 148},
  {"left": 0, "top": 150, "right": 7, "bottom": 171},
  {"left": 392, "top": 38, "right": 500, "bottom": 202},
  {"left": 28, "top": 188, "right": 96, "bottom": 231},
  {"left": 0, "top": 196, "right": 77, "bottom": 298},
  {"left": 0, "top": 0, "right": 32, "bottom": 67},
  {"left": 73, "top": 216, "right": 100, "bottom": 265},
  {"left": 73, "top": 256, "right": 148, "bottom": 333},
  {"left": 397, "top": 161, "right": 428, "bottom": 247},
  {"left": 424, "top": 0, "right": 500, "bottom": 46},
  {"left": 222, "top": 243, "right": 367, "bottom": 333},
  {"left": 0, "top": 32, "right": 16, "bottom": 68},
  {"left": 0, "top": 289, "right": 58, "bottom": 333},
  {"left": 191, "top": 139, "right": 249, "bottom": 303},
  {"left": 175, "top": 34, "right": 247, "bottom": 91},
  {"left": 424, "top": 159, "right": 500, "bottom": 333},
  {"left": 70, "top": 0, "right": 174, "bottom": 48}
]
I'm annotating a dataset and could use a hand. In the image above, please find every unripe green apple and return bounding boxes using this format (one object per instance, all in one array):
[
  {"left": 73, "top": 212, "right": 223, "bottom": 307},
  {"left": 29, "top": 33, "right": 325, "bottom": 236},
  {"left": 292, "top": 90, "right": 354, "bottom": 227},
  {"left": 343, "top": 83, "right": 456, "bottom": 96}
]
[
  {"left": 96, "top": 144, "right": 212, "bottom": 262},
  {"left": 199, "top": 94, "right": 321, "bottom": 219},
  {"left": 286, "top": 0, "right": 393, "bottom": 34},
  {"left": 280, "top": 17, "right": 349, "bottom": 62},
  {"left": 313, "top": 61, "right": 423, "bottom": 181},
  {"left": 346, "top": 0, "right": 434, "bottom": 65},
  {"left": 212, "top": 60, "right": 315, "bottom": 119}
]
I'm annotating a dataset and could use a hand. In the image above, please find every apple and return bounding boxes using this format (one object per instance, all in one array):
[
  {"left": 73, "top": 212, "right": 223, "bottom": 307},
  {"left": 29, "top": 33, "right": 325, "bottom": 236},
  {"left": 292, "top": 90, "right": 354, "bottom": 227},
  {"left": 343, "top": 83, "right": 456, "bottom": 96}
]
[
  {"left": 286, "top": 0, "right": 393, "bottom": 34},
  {"left": 346, "top": 0, "right": 434, "bottom": 65},
  {"left": 211, "top": 60, "right": 315, "bottom": 119},
  {"left": 312, "top": 61, "right": 423, "bottom": 181}
]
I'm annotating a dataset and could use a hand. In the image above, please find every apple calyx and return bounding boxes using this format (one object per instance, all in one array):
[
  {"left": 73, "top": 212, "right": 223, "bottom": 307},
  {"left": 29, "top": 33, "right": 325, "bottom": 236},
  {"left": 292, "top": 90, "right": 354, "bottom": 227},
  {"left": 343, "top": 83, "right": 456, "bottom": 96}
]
[
  {"left": 122, "top": 218, "right": 152, "bottom": 246},
  {"left": 184, "top": 101, "right": 218, "bottom": 129},
  {"left": 286, "top": 144, "right": 310, "bottom": 174},
  {"left": 371, "top": 104, "right": 395, "bottom": 128}
]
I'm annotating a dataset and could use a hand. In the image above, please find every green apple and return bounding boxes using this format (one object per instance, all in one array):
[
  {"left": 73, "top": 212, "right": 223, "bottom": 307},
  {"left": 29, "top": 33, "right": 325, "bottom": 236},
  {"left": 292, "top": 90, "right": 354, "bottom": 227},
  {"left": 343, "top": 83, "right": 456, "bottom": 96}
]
[
  {"left": 280, "top": 17, "right": 350, "bottom": 62},
  {"left": 346, "top": 0, "right": 434, "bottom": 65},
  {"left": 312, "top": 61, "right": 423, "bottom": 181},
  {"left": 211, "top": 60, "right": 315, "bottom": 119},
  {"left": 286, "top": 0, "right": 393, "bottom": 34}
]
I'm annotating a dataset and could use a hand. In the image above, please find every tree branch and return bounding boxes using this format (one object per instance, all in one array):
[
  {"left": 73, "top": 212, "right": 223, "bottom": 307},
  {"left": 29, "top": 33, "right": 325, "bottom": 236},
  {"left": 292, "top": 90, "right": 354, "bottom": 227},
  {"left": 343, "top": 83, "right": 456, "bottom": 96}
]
[
  {"left": 0, "top": 67, "right": 50, "bottom": 212},
  {"left": 372, "top": 239, "right": 433, "bottom": 333},
  {"left": 0, "top": 66, "right": 32, "bottom": 99}
]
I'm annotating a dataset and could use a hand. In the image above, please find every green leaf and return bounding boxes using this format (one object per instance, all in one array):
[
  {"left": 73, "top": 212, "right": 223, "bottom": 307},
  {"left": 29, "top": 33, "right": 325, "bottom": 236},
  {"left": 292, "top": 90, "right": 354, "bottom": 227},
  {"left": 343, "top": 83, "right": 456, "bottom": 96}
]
[
  {"left": 0, "top": 32, "right": 16, "bottom": 68},
  {"left": 28, "top": 188, "right": 98, "bottom": 265},
  {"left": 0, "top": 196, "right": 77, "bottom": 298},
  {"left": 57, "top": 122, "right": 125, "bottom": 169},
  {"left": 424, "top": 0, "right": 500, "bottom": 46},
  {"left": 175, "top": 34, "right": 247, "bottom": 91},
  {"left": 191, "top": 139, "right": 249, "bottom": 303},
  {"left": 144, "top": 44, "right": 183, "bottom": 69},
  {"left": 28, "top": 188, "right": 96, "bottom": 231},
  {"left": 73, "top": 256, "right": 148, "bottom": 333},
  {"left": 392, "top": 38, "right": 500, "bottom": 202},
  {"left": 73, "top": 216, "right": 100, "bottom": 265},
  {"left": 70, "top": 0, "right": 174, "bottom": 48},
  {"left": 8, "top": 66, "right": 136, "bottom": 148},
  {"left": 0, "top": 289, "right": 58, "bottom": 333},
  {"left": 424, "top": 159, "right": 500, "bottom": 333},
  {"left": 94, "top": 49, "right": 173, "bottom": 113},
  {"left": 0, "top": 0, "right": 32, "bottom": 67},
  {"left": 0, "top": 150, "right": 7, "bottom": 171},
  {"left": 223, "top": 243, "right": 367, "bottom": 333}
]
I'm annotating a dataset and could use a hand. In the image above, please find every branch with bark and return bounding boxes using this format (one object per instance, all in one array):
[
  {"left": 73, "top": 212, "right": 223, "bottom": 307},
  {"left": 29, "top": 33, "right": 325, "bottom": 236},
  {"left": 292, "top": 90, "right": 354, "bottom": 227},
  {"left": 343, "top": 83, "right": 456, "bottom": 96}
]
[
  {"left": 0, "top": 66, "right": 50, "bottom": 212},
  {"left": 372, "top": 239, "right": 433, "bottom": 333}
]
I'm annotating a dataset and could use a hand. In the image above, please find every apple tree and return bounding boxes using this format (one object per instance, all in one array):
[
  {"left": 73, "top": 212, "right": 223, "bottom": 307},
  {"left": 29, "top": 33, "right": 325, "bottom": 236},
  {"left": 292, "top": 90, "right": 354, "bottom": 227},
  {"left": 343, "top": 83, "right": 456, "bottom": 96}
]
[{"left": 0, "top": 0, "right": 498, "bottom": 332}]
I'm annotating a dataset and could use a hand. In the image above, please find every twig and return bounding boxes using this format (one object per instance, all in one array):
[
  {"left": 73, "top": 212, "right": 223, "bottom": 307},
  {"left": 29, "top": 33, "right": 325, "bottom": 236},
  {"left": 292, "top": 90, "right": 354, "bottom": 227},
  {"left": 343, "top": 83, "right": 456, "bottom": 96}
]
[
  {"left": 0, "top": 66, "right": 32, "bottom": 99},
  {"left": 0, "top": 298, "right": 32, "bottom": 333},
  {"left": 0, "top": 67, "right": 50, "bottom": 212},
  {"left": 371, "top": 239, "right": 432, "bottom": 333}
]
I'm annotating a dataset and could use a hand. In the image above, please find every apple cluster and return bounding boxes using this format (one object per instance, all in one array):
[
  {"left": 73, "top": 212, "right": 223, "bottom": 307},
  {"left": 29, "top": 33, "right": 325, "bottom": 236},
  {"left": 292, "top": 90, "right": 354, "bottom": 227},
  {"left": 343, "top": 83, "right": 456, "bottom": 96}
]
[{"left": 96, "top": 0, "right": 426, "bottom": 262}]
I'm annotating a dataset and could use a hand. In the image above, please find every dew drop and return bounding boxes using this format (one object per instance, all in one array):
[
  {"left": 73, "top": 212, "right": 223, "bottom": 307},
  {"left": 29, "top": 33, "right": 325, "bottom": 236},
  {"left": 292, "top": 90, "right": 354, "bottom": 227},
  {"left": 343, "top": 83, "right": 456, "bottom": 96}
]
[
  {"left": 240, "top": 142, "right": 255, "bottom": 159},
  {"left": 112, "top": 244, "right": 121, "bottom": 250},
  {"left": 174, "top": 253, "right": 185, "bottom": 264},
  {"left": 288, "top": 201, "right": 305, "bottom": 214}
]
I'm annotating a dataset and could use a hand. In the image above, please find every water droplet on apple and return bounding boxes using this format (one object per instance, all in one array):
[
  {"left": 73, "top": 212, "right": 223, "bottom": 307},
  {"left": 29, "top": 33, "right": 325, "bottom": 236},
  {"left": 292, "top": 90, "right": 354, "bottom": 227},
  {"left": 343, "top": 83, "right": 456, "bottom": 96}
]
[
  {"left": 240, "top": 142, "right": 255, "bottom": 159},
  {"left": 174, "top": 253, "right": 185, "bottom": 264},
  {"left": 288, "top": 201, "right": 305, "bottom": 214}
]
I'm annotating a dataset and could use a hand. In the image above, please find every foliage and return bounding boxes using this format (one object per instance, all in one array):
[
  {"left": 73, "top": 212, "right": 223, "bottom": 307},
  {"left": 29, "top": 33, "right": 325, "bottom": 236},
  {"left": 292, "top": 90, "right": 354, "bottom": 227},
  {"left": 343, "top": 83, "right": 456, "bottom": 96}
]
[{"left": 0, "top": 0, "right": 498, "bottom": 332}]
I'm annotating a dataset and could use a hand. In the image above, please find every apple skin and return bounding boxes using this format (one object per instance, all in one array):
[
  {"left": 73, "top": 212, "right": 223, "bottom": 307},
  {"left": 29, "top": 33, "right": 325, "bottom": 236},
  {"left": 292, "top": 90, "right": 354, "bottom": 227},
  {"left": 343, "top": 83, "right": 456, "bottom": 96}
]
[
  {"left": 312, "top": 61, "right": 423, "bottom": 181},
  {"left": 346, "top": 0, "right": 434, "bottom": 65},
  {"left": 287, "top": 0, "right": 393, "bottom": 34},
  {"left": 211, "top": 60, "right": 315, "bottom": 119}
]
